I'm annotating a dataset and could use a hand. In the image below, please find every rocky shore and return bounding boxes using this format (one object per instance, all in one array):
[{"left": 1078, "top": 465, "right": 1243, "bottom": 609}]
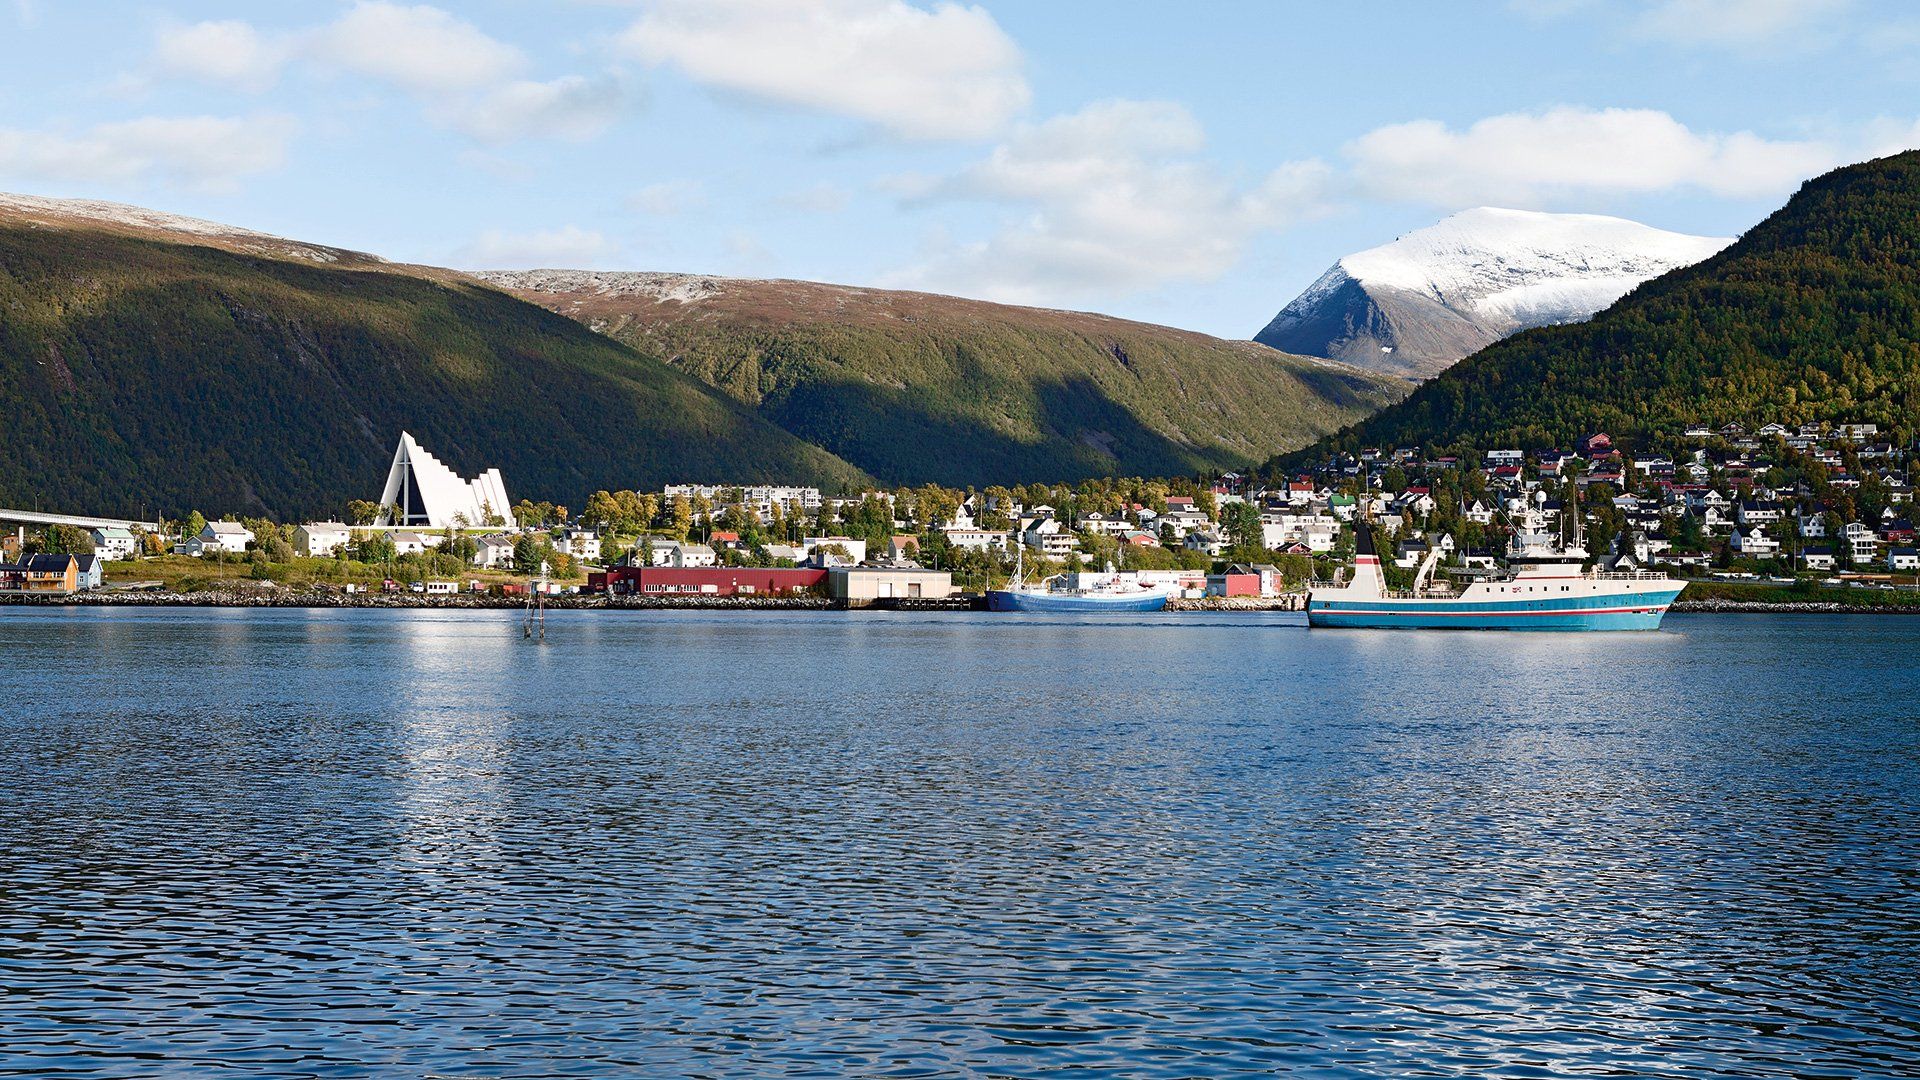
[
  {"left": 1671, "top": 598, "right": 1920, "bottom": 614},
  {"left": 0, "top": 586, "right": 831, "bottom": 611},
  {"left": 1168, "top": 595, "right": 1306, "bottom": 611}
]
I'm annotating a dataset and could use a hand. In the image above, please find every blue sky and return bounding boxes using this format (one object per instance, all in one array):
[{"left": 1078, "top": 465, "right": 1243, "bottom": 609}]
[{"left": 2, "top": 0, "right": 1914, "bottom": 336}]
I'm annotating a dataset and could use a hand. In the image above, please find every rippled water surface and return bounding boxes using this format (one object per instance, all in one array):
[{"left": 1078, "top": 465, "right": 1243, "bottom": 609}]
[{"left": 2, "top": 607, "right": 1917, "bottom": 1077}]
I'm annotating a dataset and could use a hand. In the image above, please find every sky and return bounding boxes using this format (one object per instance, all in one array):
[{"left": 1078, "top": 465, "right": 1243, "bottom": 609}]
[{"left": 1, "top": 0, "right": 1917, "bottom": 337}]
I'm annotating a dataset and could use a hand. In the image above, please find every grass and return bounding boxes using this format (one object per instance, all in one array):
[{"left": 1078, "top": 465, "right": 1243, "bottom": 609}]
[
  {"left": 1679, "top": 577, "right": 1920, "bottom": 607},
  {"left": 105, "top": 554, "right": 586, "bottom": 593}
]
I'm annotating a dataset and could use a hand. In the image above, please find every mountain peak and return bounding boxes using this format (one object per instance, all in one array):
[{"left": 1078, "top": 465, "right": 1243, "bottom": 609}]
[{"left": 1257, "top": 208, "right": 1732, "bottom": 378}]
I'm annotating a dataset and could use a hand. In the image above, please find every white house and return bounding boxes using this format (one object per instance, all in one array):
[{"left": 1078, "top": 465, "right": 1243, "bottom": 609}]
[
  {"left": 1843, "top": 522, "right": 1881, "bottom": 564},
  {"left": 943, "top": 526, "right": 1010, "bottom": 552},
  {"left": 390, "top": 531, "right": 436, "bottom": 556},
  {"left": 1021, "top": 519, "right": 1078, "bottom": 558},
  {"left": 799, "top": 536, "right": 865, "bottom": 565},
  {"left": 90, "top": 526, "right": 139, "bottom": 560},
  {"left": 1732, "top": 526, "right": 1779, "bottom": 559},
  {"left": 554, "top": 528, "right": 601, "bottom": 562},
  {"left": 1183, "top": 530, "right": 1224, "bottom": 556},
  {"left": 200, "top": 521, "right": 253, "bottom": 554},
  {"left": 668, "top": 542, "right": 718, "bottom": 567},
  {"left": 294, "top": 522, "right": 351, "bottom": 558},
  {"left": 1889, "top": 547, "right": 1920, "bottom": 572},
  {"left": 475, "top": 534, "right": 517, "bottom": 569},
  {"left": 1802, "top": 546, "right": 1836, "bottom": 572},
  {"left": 647, "top": 537, "right": 679, "bottom": 566}
]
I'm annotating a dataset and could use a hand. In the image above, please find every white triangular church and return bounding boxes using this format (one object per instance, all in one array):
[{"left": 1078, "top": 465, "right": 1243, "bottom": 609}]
[{"left": 374, "top": 432, "right": 515, "bottom": 530}]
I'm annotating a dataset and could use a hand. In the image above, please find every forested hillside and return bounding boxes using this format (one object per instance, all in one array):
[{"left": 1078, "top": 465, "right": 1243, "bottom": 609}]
[
  {"left": 0, "top": 219, "right": 870, "bottom": 520},
  {"left": 482, "top": 270, "right": 1409, "bottom": 487},
  {"left": 1286, "top": 151, "right": 1920, "bottom": 459}
]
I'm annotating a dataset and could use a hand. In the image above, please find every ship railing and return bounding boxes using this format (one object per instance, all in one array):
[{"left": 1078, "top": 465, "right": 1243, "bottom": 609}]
[{"left": 1588, "top": 571, "right": 1670, "bottom": 581}]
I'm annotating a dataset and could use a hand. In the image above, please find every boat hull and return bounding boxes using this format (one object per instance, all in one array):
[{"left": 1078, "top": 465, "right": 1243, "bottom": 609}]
[
  {"left": 1307, "top": 586, "right": 1683, "bottom": 631},
  {"left": 986, "top": 588, "right": 1170, "bottom": 612}
]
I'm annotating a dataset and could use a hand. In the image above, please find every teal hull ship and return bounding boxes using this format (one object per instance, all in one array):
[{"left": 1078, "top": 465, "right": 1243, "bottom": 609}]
[{"left": 1308, "top": 517, "right": 1680, "bottom": 632}]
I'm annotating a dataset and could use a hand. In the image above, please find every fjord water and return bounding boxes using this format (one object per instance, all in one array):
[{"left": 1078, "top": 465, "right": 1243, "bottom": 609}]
[{"left": 2, "top": 609, "right": 1916, "bottom": 1077}]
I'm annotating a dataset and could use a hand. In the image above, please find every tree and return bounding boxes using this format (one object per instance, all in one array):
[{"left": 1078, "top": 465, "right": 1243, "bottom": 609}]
[
  {"left": 41, "top": 524, "right": 94, "bottom": 555},
  {"left": 445, "top": 535, "right": 478, "bottom": 564},
  {"left": 583, "top": 490, "right": 620, "bottom": 533},
  {"left": 346, "top": 499, "right": 380, "bottom": 526},
  {"left": 183, "top": 511, "right": 208, "bottom": 541},
  {"left": 513, "top": 534, "right": 557, "bottom": 574},
  {"left": 263, "top": 536, "right": 295, "bottom": 563},
  {"left": 355, "top": 533, "right": 396, "bottom": 565},
  {"left": 1222, "top": 502, "right": 1264, "bottom": 551},
  {"left": 670, "top": 494, "right": 694, "bottom": 540}
]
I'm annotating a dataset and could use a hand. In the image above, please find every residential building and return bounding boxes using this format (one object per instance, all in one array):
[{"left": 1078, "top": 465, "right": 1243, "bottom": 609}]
[
  {"left": 17, "top": 553, "right": 78, "bottom": 593},
  {"left": 943, "top": 526, "right": 1010, "bottom": 552},
  {"left": 1183, "top": 530, "right": 1224, "bottom": 556},
  {"left": 390, "top": 531, "right": 435, "bottom": 556},
  {"left": 1021, "top": 519, "right": 1078, "bottom": 558},
  {"left": 73, "top": 554, "right": 103, "bottom": 591},
  {"left": 475, "top": 534, "right": 517, "bottom": 569},
  {"left": 800, "top": 536, "right": 866, "bottom": 565},
  {"left": 90, "top": 526, "right": 139, "bottom": 560},
  {"left": 1843, "top": 522, "right": 1882, "bottom": 563},
  {"left": 1732, "top": 527, "right": 1779, "bottom": 559},
  {"left": 295, "top": 522, "right": 352, "bottom": 558},
  {"left": 199, "top": 521, "right": 254, "bottom": 555},
  {"left": 668, "top": 542, "right": 718, "bottom": 568},
  {"left": 554, "top": 528, "right": 601, "bottom": 562}
]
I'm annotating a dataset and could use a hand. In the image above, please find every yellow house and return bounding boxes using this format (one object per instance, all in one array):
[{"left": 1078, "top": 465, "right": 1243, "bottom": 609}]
[{"left": 19, "top": 554, "right": 79, "bottom": 594}]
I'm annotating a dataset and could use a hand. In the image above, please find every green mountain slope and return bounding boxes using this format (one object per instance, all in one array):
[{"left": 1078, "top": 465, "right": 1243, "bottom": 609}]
[
  {"left": 479, "top": 270, "right": 1409, "bottom": 487},
  {"left": 0, "top": 207, "right": 870, "bottom": 521},
  {"left": 1285, "top": 151, "right": 1920, "bottom": 459}
]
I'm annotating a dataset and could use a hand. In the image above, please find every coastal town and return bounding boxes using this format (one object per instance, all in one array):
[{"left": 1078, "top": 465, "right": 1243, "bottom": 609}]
[{"left": 4, "top": 423, "right": 1919, "bottom": 608}]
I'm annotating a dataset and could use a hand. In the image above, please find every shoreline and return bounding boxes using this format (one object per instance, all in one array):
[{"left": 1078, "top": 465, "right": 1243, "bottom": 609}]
[
  {"left": 6, "top": 590, "right": 1918, "bottom": 614},
  {"left": 0, "top": 589, "right": 832, "bottom": 611}
]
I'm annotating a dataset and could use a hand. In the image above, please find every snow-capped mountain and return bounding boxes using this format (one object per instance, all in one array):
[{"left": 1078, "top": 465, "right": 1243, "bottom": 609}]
[{"left": 1255, "top": 208, "right": 1733, "bottom": 378}]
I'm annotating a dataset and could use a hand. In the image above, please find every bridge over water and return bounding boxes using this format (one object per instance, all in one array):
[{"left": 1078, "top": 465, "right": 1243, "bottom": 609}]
[{"left": 0, "top": 508, "right": 165, "bottom": 533}]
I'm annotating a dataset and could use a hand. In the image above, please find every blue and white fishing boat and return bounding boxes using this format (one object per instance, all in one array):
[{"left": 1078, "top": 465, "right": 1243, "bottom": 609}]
[
  {"left": 1307, "top": 514, "right": 1681, "bottom": 631},
  {"left": 985, "top": 543, "right": 1174, "bottom": 612}
]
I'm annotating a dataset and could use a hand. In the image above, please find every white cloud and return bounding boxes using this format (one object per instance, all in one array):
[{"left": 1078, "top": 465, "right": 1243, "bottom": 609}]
[
  {"left": 448, "top": 75, "right": 630, "bottom": 143},
  {"left": 1513, "top": 0, "right": 1855, "bottom": 50},
  {"left": 888, "top": 100, "right": 1331, "bottom": 304},
  {"left": 311, "top": 1, "right": 525, "bottom": 94},
  {"left": 452, "top": 225, "right": 616, "bottom": 268},
  {"left": 0, "top": 114, "right": 295, "bottom": 192},
  {"left": 154, "top": 20, "right": 291, "bottom": 92},
  {"left": 628, "top": 179, "right": 706, "bottom": 215},
  {"left": 777, "top": 182, "right": 849, "bottom": 213},
  {"left": 1346, "top": 106, "right": 1843, "bottom": 206},
  {"left": 147, "top": 5, "right": 630, "bottom": 146},
  {"left": 620, "top": 0, "right": 1029, "bottom": 140},
  {"left": 1634, "top": 0, "right": 1851, "bottom": 49}
]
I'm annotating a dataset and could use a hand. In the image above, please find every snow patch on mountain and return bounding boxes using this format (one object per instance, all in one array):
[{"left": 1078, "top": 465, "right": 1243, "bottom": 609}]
[
  {"left": 1256, "top": 207, "right": 1733, "bottom": 377},
  {"left": 473, "top": 269, "right": 747, "bottom": 304},
  {"left": 1336, "top": 207, "right": 1731, "bottom": 329},
  {"left": 0, "top": 191, "right": 360, "bottom": 263}
]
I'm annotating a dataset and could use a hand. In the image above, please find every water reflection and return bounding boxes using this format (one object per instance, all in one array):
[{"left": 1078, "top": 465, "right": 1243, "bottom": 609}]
[{"left": 0, "top": 608, "right": 1915, "bottom": 1076}]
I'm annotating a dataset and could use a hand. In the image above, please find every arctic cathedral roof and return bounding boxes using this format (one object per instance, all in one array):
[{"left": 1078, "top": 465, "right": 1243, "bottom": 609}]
[{"left": 374, "top": 432, "right": 515, "bottom": 530}]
